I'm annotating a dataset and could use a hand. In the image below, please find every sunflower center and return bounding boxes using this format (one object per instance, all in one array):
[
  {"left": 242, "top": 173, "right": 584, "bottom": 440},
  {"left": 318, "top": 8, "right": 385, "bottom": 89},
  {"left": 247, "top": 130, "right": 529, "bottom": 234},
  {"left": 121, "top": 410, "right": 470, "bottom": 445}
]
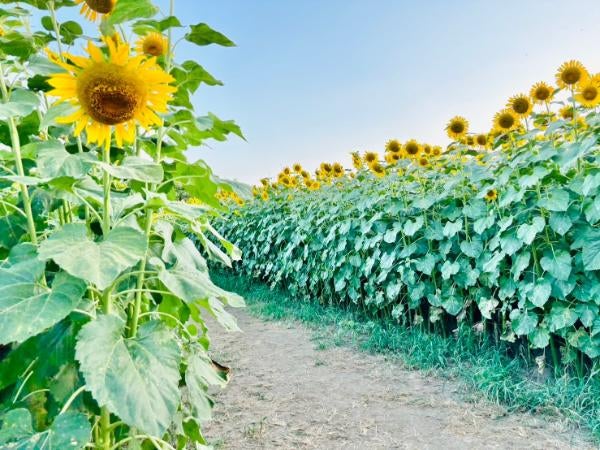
[
  {"left": 450, "top": 122, "right": 465, "bottom": 133},
  {"left": 562, "top": 68, "right": 582, "bottom": 85},
  {"left": 143, "top": 39, "right": 165, "bottom": 57},
  {"left": 406, "top": 144, "right": 419, "bottom": 155},
  {"left": 84, "top": 0, "right": 115, "bottom": 14},
  {"left": 78, "top": 63, "right": 147, "bottom": 125},
  {"left": 476, "top": 135, "right": 487, "bottom": 146},
  {"left": 583, "top": 86, "right": 598, "bottom": 100},
  {"left": 512, "top": 98, "right": 530, "bottom": 114},
  {"left": 535, "top": 87, "right": 550, "bottom": 101},
  {"left": 499, "top": 114, "right": 515, "bottom": 129}
]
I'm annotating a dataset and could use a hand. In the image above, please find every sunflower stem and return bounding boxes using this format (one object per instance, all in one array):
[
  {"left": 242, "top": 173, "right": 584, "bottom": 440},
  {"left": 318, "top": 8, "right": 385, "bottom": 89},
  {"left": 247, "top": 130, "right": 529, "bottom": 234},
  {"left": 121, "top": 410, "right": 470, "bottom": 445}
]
[
  {"left": 0, "top": 62, "right": 38, "bottom": 245},
  {"left": 100, "top": 407, "right": 112, "bottom": 450},
  {"left": 129, "top": 210, "right": 153, "bottom": 338},
  {"left": 47, "top": 1, "right": 65, "bottom": 61}
]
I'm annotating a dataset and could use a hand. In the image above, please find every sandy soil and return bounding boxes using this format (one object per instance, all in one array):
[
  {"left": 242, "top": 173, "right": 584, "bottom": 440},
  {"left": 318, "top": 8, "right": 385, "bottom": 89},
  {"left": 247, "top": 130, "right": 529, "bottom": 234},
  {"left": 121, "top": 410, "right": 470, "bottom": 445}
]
[{"left": 203, "top": 309, "right": 594, "bottom": 450}]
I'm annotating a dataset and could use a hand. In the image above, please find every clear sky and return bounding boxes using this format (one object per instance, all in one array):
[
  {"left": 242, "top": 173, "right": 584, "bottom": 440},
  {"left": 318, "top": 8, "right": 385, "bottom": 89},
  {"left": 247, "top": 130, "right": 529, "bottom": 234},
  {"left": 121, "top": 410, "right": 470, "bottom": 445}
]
[{"left": 64, "top": 1, "right": 600, "bottom": 184}]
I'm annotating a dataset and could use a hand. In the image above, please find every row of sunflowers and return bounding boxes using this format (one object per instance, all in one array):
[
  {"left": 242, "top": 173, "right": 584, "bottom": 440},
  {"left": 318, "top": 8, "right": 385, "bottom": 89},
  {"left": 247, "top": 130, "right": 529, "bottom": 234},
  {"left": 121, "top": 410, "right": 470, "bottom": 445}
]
[
  {"left": 218, "top": 59, "right": 600, "bottom": 378},
  {"left": 239, "top": 60, "right": 596, "bottom": 201}
]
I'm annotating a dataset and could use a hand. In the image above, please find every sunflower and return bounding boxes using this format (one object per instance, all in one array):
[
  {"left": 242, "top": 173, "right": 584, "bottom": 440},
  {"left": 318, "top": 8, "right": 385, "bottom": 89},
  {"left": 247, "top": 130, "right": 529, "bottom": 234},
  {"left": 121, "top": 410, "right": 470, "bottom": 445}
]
[
  {"left": 465, "top": 135, "right": 475, "bottom": 147},
  {"left": 47, "top": 38, "right": 175, "bottom": 150},
  {"left": 289, "top": 163, "right": 301, "bottom": 173},
  {"left": 332, "top": 162, "right": 344, "bottom": 177},
  {"left": 575, "top": 79, "right": 600, "bottom": 108},
  {"left": 475, "top": 134, "right": 488, "bottom": 149},
  {"left": 417, "top": 156, "right": 429, "bottom": 167},
  {"left": 493, "top": 109, "right": 519, "bottom": 133},
  {"left": 363, "top": 151, "right": 379, "bottom": 166},
  {"left": 556, "top": 60, "right": 589, "bottom": 88},
  {"left": 385, "top": 152, "right": 400, "bottom": 165},
  {"left": 136, "top": 32, "right": 169, "bottom": 57},
  {"left": 403, "top": 139, "right": 420, "bottom": 157},
  {"left": 507, "top": 94, "right": 532, "bottom": 117},
  {"left": 75, "top": 0, "right": 117, "bottom": 21},
  {"left": 321, "top": 162, "right": 333, "bottom": 175},
  {"left": 261, "top": 190, "right": 269, "bottom": 201},
  {"left": 422, "top": 144, "right": 432, "bottom": 155},
  {"left": 484, "top": 189, "right": 498, "bottom": 202},
  {"left": 446, "top": 116, "right": 469, "bottom": 140},
  {"left": 385, "top": 139, "right": 402, "bottom": 154},
  {"left": 282, "top": 166, "right": 292, "bottom": 175},
  {"left": 529, "top": 82, "right": 554, "bottom": 104},
  {"left": 559, "top": 105, "right": 574, "bottom": 120},
  {"left": 370, "top": 162, "right": 386, "bottom": 178},
  {"left": 260, "top": 178, "right": 269, "bottom": 187},
  {"left": 300, "top": 170, "right": 310, "bottom": 179},
  {"left": 351, "top": 151, "right": 363, "bottom": 169}
]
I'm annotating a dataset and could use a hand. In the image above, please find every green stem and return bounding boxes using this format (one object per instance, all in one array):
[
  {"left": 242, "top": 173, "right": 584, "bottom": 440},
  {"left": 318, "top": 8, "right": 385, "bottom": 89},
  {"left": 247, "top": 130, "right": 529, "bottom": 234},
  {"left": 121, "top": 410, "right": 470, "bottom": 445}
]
[
  {"left": 0, "top": 63, "right": 38, "bottom": 245},
  {"left": 47, "top": 1, "right": 65, "bottom": 60},
  {"left": 129, "top": 211, "right": 153, "bottom": 338},
  {"left": 102, "top": 144, "right": 111, "bottom": 236},
  {"left": 100, "top": 407, "right": 111, "bottom": 450}
]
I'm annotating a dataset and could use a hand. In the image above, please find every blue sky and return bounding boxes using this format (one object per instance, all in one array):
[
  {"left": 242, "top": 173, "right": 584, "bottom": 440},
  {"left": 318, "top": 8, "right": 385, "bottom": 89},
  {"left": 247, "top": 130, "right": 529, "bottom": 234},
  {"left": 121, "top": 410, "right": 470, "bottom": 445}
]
[{"left": 61, "top": 1, "right": 600, "bottom": 184}]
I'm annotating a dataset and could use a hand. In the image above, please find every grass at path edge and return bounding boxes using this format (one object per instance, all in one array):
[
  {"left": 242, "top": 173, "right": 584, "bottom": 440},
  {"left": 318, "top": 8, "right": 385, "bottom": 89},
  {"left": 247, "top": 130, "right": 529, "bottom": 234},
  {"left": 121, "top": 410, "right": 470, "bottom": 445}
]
[{"left": 213, "top": 270, "right": 600, "bottom": 443}]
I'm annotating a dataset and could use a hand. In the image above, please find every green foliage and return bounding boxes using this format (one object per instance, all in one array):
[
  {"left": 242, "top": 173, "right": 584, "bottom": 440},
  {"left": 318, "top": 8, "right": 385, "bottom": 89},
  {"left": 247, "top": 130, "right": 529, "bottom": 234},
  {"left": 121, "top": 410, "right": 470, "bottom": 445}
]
[
  {"left": 0, "top": 1, "right": 244, "bottom": 448},
  {"left": 220, "top": 115, "right": 600, "bottom": 371}
]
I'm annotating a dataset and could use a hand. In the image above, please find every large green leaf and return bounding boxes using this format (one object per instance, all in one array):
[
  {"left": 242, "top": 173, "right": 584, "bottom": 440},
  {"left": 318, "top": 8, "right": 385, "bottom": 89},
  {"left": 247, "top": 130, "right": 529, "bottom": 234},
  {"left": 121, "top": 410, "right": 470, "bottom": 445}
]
[
  {"left": 0, "top": 409, "right": 91, "bottom": 449},
  {"left": 107, "top": 0, "right": 157, "bottom": 25},
  {"left": 38, "top": 224, "right": 147, "bottom": 290},
  {"left": 185, "top": 352, "right": 229, "bottom": 422},
  {"left": 0, "top": 244, "right": 85, "bottom": 345},
  {"left": 510, "top": 309, "right": 538, "bottom": 336},
  {"left": 540, "top": 249, "right": 572, "bottom": 281},
  {"left": 28, "top": 140, "right": 93, "bottom": 180},
  {"left": 99, "top": 156, "right": 164, "bottom": 183},
  {"left": 76, "top": 315, "right": 181, "bottom": 437},
  {"left": 581, "top": 229, "right": 600, "bottom": 271},
  {"left": 185, "top": 23, "right": 235, "bottom": 47}
]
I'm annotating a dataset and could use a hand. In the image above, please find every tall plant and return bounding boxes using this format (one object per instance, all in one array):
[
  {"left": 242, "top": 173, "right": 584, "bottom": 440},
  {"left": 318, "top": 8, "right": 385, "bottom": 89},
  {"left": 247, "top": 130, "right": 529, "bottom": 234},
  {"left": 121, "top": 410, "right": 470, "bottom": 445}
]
[{"left": 0, "top": 0, "right": 244, "bottom": 448}]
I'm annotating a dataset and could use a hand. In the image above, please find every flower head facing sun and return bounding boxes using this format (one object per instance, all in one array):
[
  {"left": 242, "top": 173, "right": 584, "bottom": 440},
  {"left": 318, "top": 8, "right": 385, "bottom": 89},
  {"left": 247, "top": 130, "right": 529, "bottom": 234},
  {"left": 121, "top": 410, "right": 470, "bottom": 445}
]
[
  {"left": 575, "top": 79, "right": 600, "bottom": 108},
  {"left": 530, "top": 82, "right": 554, "bottom": 104},
  {"left": 47, "top": 37, "right": 176, "bottom": 149},
  {"left": 363, "top": 151, "right": 379, "bottom": 166},
  {"left": 556, "top": 60, "right": 589, "bottom": 88},
  {"left": 385, "top": 139, "right": 402, "bottom": 154},
  {"left": 559, "top": 105, "right": 574, "bottom": 120},
  {"left": 446, "top": 116, "right": 469, "bottom": 140},
  {"left": 404, "top": 139, "right": 421, "bottom": 157},
  {"left": 493, "top": 109, "right": 519, "bottom": 133},
  {"left": 507, "top": 94, "right": 532, "bottom": 117},
  {"left": 75, "top": 0, "right": 117, "bottom": 21},
  {"left": 136, "top": 32, "right": 169, "bottom": 57},
  {"left": 485, "top": 189, "right": 498, "bottom": 202}
]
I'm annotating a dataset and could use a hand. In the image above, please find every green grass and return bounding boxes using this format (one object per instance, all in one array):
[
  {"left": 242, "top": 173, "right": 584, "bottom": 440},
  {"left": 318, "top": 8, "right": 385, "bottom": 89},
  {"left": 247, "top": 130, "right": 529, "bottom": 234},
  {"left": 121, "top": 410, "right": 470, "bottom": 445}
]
[{"left": 213, "top": 270, "right": 600, "bottom": 442}]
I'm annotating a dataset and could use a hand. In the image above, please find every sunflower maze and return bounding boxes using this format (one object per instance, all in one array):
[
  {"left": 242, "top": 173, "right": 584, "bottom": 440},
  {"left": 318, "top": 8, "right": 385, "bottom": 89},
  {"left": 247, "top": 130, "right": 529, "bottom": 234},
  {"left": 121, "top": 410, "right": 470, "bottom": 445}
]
[{"left": 220, "top": 61, "right": 600, "bottom": 378}]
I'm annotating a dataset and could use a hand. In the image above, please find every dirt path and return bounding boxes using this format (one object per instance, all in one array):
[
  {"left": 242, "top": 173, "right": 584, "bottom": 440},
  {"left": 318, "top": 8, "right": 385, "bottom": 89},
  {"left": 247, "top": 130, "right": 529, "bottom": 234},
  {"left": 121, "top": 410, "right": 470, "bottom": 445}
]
[{"left": 204, "top": 309, "right": 593, "bottom": 450}]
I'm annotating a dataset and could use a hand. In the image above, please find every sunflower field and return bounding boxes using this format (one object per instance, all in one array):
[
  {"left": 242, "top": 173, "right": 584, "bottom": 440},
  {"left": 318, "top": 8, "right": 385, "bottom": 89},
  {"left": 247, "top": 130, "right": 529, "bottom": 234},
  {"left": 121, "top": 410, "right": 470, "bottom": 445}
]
[
  {"left": 0, "top": 0, "right": 243, "bottom": 448},
  {"left": 220, "top": 60, "right": 600, "bottom": 376}
]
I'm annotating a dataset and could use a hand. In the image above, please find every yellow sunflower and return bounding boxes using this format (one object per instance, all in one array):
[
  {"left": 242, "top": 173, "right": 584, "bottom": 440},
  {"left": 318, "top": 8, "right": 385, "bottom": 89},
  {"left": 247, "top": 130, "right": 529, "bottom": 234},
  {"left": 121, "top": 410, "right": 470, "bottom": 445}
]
[
  {"left": 370, "top": 162, "right": 386, "bottom": 178},
  {"left": 431, "top": 146, "right": 442, "bottom": 157},
  {"left": 332, "top": 162, "right": 344, "bottom": 177},
  {"left": 403, "top": 139, "right": 421, "bottom": 157},
  {"left": 446, "top": 116, "right": 469, "bottom": 140},
  {"left": 493, "top": 109, "right": 519, "bottom": 133},
  {"left": 507, "top": 94, "right": 532, "bottom": 117},
  {"left": 282, "top": 166, "right": 292, "bottom": 175},
  {"left": 484, "top": 189, "right": 498, "bottom": 202},
  {"left": 47, "top": 37, "right": 175, "bottom": 150},
  {"left": 261, "top": 190, "right": 269, "bottom": 201},
  {"left": 559, "top": 105, "right": 574, "bottom": 120},
  {"left": 75, "top": 0, "right": 117, "bottom": 21},
  {"left": 292, "top": 163, "right": 303, "bottom": 173},
  {"left": 385, "top": 139, "right": 402, "bottom": 154},
  {"left": 555, "top": 60, "right": 589, "bottom": 88},
  {"left": 575, "top": 79, "right": 600, "bottom": 108},
  {"left": 475, "top": 134, "right": 488, "bottom": 149},
  {"left": 300, "top": 170, "right": 310, "bottom": 179},
  {"left": 529, "top": 82, "right": 554, "bottom": 104},
  {"left": 363, "top": 151, "right": 379, "bottom": 166},
  {"left": 351, "top": 151, "right": 363, "bottom": 170},
  {"left": 417, "top": 156, "right": 429, "bottom": 167},
  {"left": 136, "top": 32, "right": 169, "bottom": 57}
]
